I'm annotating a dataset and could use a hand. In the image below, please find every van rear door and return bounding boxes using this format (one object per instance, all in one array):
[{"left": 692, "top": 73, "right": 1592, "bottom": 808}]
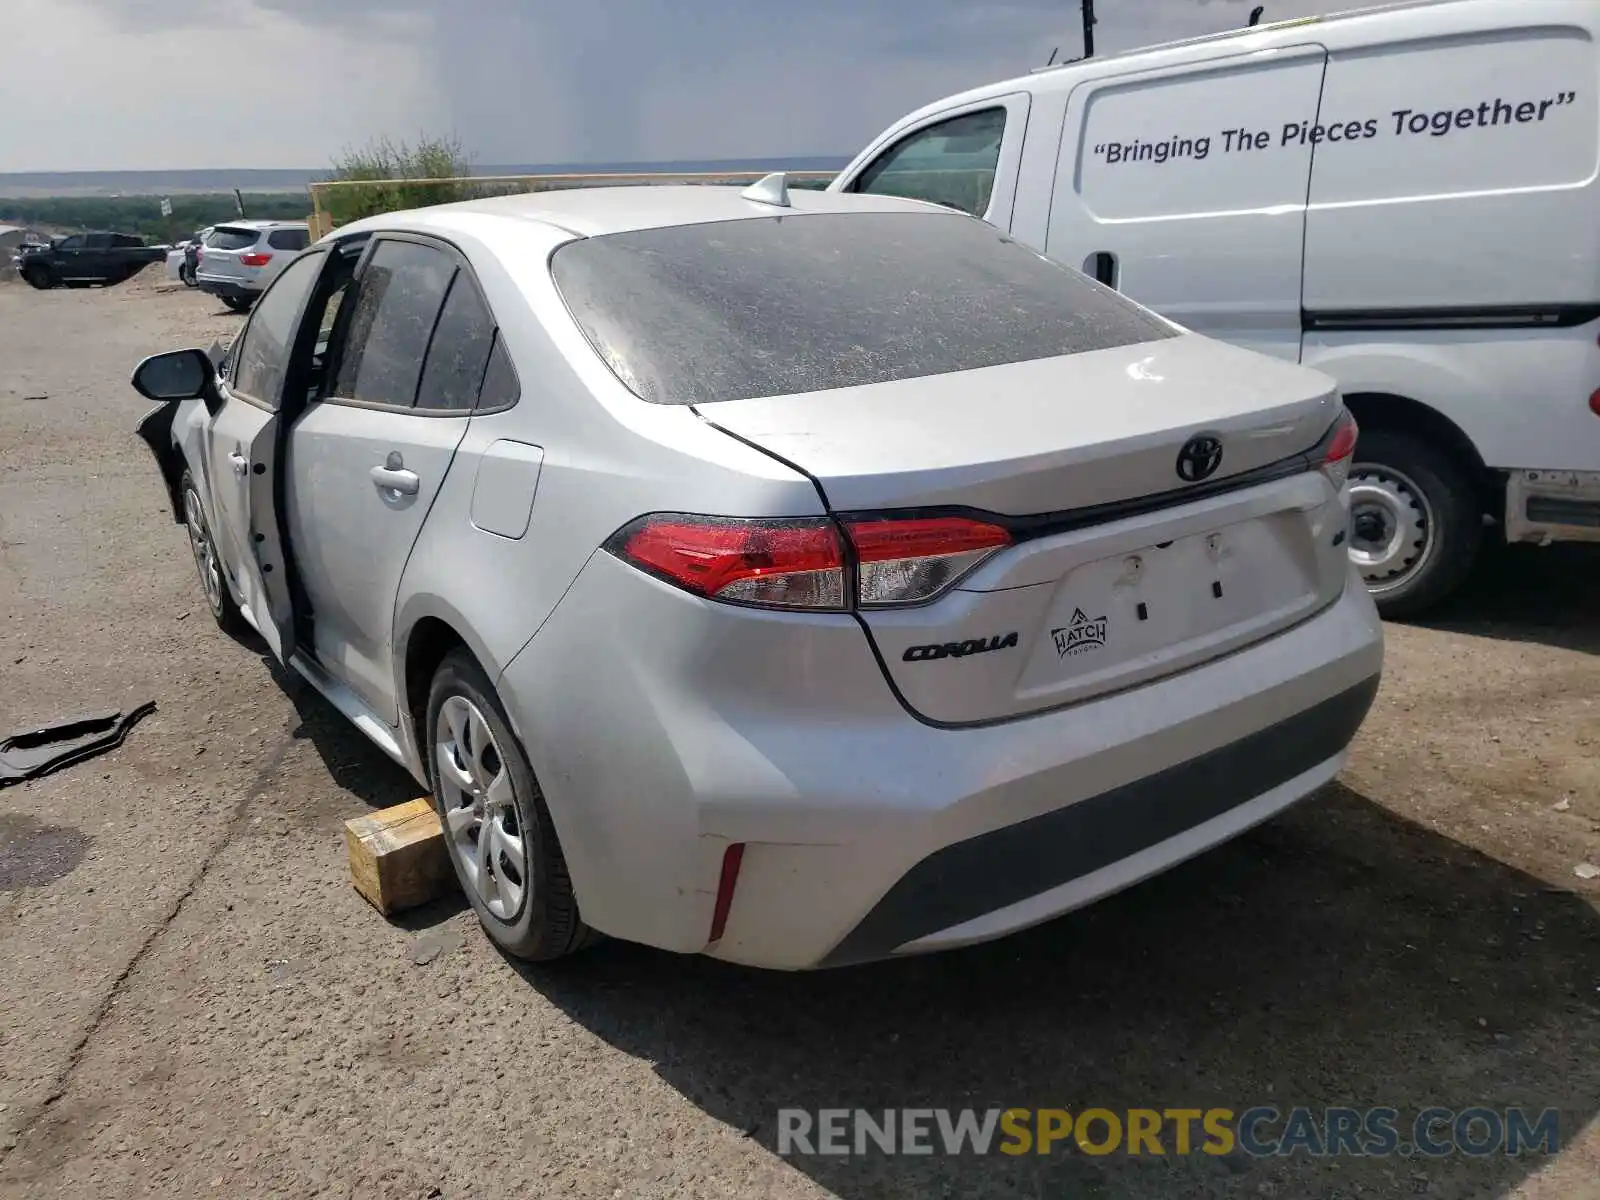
[
  {"left": 1301, "top": 7, "right": 1598, "bottom": 323},
  {"left": 1044, "top": 45, "right": 1329, "bottom": 364}
]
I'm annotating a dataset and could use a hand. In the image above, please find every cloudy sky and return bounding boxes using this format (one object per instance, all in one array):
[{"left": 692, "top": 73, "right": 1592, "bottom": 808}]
[{"left": 2, "top": 0, "right": 1346, "bottom": 171}]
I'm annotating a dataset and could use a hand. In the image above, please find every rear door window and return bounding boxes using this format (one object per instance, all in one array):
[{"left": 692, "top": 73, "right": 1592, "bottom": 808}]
[
  {"left": 475, "top": 335, "right": 520, "bottom": 411},
  {"left": 850, "top": 108, "right": 1008, "bottom": 217},
  {"left": 415, "top": 273, "right": 498, "bottom": 411},
  {"left": 331, "top": 239, "right": 457, "bottom": 408},
  {"left": 550, "top": 210, "right": 1174, "bottom": 406}
]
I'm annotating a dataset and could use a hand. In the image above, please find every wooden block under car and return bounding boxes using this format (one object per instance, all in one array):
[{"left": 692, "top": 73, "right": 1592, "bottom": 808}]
[{"left": 344, "top": 798, "right": 454, "bottom": 915}]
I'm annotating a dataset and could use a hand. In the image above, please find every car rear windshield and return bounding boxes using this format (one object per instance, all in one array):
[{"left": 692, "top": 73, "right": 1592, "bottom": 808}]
[
  {"left": 207, "top": 227, "right": 260, "bottom": 251},
  {"left": 549, "top": 211, "right": 1175, "bottom": 405}
]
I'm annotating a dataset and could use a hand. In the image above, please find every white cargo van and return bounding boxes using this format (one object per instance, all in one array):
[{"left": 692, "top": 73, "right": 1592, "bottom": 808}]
[{"left": 830, "top": 0, "right": 1600, "bottom": 616}]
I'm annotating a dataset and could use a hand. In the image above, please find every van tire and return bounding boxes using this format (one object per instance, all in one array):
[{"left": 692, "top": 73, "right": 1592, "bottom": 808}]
[{"left": 1348, "top": 428, "right": 1482, "bottom": 619}]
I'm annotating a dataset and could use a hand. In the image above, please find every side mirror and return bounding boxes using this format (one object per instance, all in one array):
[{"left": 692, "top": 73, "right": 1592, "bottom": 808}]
[{"left": 130, "top": 348, "right": 215, "bottom": 404}]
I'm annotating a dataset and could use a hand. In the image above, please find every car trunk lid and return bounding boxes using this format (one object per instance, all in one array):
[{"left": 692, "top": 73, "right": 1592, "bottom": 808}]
[{"left": 701, "top": 335, "right": 1352, "bottom": 723}]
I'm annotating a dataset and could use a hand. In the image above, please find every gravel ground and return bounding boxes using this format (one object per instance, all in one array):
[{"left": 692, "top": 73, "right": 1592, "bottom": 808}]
[{"left": 0, "top": 273, "right": 1597, "bottom": 1200}]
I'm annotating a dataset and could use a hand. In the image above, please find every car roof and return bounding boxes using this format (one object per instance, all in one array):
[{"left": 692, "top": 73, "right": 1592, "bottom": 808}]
[
  {"left": 214, "top": 219, "right": 307, "bottom": 230},
  {"left": 338, "top": 183, "right": 959, "bottom": 241}
]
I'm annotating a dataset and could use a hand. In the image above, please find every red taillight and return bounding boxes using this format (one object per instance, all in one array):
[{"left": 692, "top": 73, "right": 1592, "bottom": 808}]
[
  {"left": 607, "top": 512, "right": 1013, "bottom": 610},
  {"left": 1589, "top": 388, "right": 1600, "bottom": 418},
  {"left": 1320, "top": 410, "right": 1359, "bottom": 489},
  {"left": 610, "top": 515, "right": 845, "bottom": 609},
  {"left": 844, "top": 515, "right": 1011, "bottom": 606},
  {"left": 239, "top": 252, "right": 272, "bottom": 268},
  {"left": 708, "top": 843, "right": 744, "bottom": 943}
]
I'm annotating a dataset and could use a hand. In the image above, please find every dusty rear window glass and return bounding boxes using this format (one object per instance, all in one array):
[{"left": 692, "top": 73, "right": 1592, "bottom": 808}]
[
  {"left": 549, "top": 211, "right": 1173, "bottom": 405},
  {"left": 207, "top": 227, "right": 260, "bottom": 250}
]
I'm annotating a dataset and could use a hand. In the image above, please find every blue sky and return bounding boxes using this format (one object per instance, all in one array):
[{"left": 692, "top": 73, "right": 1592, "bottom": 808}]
[{"left": 2, "top": 0, "right": 1346, "bottom": 171}]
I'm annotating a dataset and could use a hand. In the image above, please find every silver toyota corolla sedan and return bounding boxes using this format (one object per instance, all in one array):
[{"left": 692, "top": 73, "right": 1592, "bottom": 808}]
[{"left": 131, "top": 180, "right": 1383, "bottom": 970}]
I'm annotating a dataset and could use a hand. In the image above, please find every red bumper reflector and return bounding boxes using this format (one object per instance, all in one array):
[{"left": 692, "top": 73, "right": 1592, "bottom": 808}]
[{"left": 709, "top": 843, "right": 745, "bottom": 943}]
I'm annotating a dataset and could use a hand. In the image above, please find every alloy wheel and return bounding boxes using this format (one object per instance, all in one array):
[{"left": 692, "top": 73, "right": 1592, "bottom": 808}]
[
  {"left": 435, "top": 695, "right": 529, "bottom": 921},
  {"left": 183, "top": 487, "right": 224, "bottom": 615}
]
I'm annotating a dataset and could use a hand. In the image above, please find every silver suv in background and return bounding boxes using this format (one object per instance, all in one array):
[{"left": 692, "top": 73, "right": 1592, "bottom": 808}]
[{"left": 195, "top": 220, "right": 310, "bottom": 312}]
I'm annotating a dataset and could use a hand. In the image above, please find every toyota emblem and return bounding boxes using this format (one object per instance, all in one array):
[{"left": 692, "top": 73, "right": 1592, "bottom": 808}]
[{"left": 1176, "top": 434, "right": 1224, "bottom": 483}]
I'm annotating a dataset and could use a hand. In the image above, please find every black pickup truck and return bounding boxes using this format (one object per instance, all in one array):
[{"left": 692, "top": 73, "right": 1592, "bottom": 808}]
[{"left": 15, "top": 232, "right": 167, "bottom": 289}]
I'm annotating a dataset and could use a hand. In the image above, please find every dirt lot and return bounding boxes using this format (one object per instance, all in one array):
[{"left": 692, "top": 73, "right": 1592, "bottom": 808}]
[{"left": 0, "top": 270, "right": 1597, "bottom": 1200}]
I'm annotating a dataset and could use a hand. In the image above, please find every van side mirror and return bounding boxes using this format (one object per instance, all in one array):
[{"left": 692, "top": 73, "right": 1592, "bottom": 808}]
[{"left": 130, "top": 348, "right": 215, "bottom": 404}]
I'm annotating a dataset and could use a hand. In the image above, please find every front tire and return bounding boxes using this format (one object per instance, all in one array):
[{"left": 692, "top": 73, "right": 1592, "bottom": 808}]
[
  {"left": 180, "top": 471, "right": 248, "bottom": 637},
  {"left": 426, "top": 650, "right": 592, "bottom": 962},
  {"left": 1347, "top": 428, "right": 1482, "bottom": 619},
  {"left": 24, "top": 263, "right": 53, "bottom": 289}
]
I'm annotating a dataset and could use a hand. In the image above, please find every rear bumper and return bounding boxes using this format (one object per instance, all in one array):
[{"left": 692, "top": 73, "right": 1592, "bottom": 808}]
[
  {"left": 195, "top": 276, "right": 258, "bottom": 301},
  {"left": 1505, "top": 469, "right": 1600, "bottom": 544},
  {"left": 819, "top": 674, "right": 1374, "bottom": 966},
  {"left": 499, "top": 557, "right": 1383, "bottom": 971}
]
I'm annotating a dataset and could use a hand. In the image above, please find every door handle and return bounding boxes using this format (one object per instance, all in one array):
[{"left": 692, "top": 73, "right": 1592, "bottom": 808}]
[
  {"left": 370, "top": 465, "right": 420, "bottom": 495},
  {"left": 228, "top": 450, "right": 249, "bottom": 476}
]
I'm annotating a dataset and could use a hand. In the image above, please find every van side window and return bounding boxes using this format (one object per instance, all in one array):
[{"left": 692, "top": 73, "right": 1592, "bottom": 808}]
[{"left": 850, "top": 108, "right": 1007, "bottom": 218}]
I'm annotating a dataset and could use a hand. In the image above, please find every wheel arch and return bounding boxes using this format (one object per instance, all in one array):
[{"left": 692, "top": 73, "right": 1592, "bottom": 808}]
[
  {"left": 1342, "top": 392, "right": 1500, "bottom": 514},
  {"left": 135, "top": 404, "right": 189, "bottom": 524},
  {"left": 396, "top": 604, "right": 506, "bottom": 775}
]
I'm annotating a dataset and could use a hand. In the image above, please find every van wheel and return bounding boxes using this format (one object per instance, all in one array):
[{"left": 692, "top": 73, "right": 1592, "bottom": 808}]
[
  {"left": 426, "top": 650, "right": 594, "bottom": 962},
  {"left": 1347, "top": 429, "right": 1482, "bottom": 619}
]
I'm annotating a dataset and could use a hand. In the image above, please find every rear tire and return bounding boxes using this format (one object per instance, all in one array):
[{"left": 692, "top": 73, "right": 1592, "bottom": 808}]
[
  {"left": 179, "top": 471, "right": 248, "bottom": 637},
  {"left": 24, "top": 263, "right": 53, "bottom": 289},
  {"left": 1347, "top": 428, "right": 1482, "bottom": 619},
  {"left": 426, "top": 650, "right": 593, "bottom": 962},
  {"left": 222, "top": 295, "right": 254, "bottom": 313}
]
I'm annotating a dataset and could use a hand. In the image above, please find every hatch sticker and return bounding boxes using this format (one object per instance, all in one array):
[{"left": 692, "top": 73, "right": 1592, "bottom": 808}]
[{"left": 1052, "top": 608, "right": 1109, "bottom": 658}]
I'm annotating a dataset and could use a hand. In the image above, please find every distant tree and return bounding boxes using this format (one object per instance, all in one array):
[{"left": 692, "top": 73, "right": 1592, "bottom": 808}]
[
  {"left": 0, "top": 194, "right": 308, "bottom": 241},
  {"left": 322, "top": 134, "right": 477, "bottom": 223}
]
